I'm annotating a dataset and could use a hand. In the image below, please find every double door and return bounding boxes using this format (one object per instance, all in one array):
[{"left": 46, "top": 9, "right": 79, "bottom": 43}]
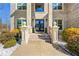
[{"left": 35, "top": 19, "right": 44, "bottom": 32}]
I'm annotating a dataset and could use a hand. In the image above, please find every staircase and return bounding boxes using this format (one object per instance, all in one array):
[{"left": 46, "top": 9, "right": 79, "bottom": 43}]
[{"left": 29, "top": 33, "right": 51, "bottom": 43}]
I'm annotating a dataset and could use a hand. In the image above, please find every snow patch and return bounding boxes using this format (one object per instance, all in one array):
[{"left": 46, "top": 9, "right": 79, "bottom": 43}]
[{"left": 0, "top": 43, "right": 20, "bottom": 56}]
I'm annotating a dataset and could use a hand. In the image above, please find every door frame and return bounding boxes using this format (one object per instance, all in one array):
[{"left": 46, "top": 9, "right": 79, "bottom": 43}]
[
  {"left": 35, "top": 19, "right": 44, "bottom": 32},
  {"left": 33, "top": 18, "right": 47, "bottom": 33}
]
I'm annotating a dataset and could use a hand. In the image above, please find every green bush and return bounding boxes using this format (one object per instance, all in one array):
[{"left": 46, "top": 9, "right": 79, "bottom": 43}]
[
  {"left": 0, "top": 31, "right": 17, "bottom": 44},
  {"left": 0, "top": 29, "right": 19, "bottom": 48},
  {"left": 0, "top": 33, "right": 9, "bottom": 44},
  {"left": 3, "top": 39, "right": 16, "bottom": 48},
  {"left": 62, "top": 28, "right": 79, "bottom": 55}
]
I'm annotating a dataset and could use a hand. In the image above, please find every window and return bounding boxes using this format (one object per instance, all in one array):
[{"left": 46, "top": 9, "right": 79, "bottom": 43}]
[
  {"left": 17, "top": 3, "right": 27, "bottom": 10},
  {"left": 53, "top": 3, "right": 62, "bottom": 10},
  {"left": 17, "top": 19, "right": 27, "bottom": 28},
  {"left": 54, "top": 19, "right": 63, "bottom": 30},
  {"left": 35, "top": 3, "right": 44, "bottom": 12}
]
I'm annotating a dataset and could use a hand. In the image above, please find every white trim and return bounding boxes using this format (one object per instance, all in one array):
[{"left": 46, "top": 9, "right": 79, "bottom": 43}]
[
  {"left": 15, "top": 3, "right": 17, "bottom": 10},
  {"left": 18, "top": 17, "right": 26, "bottom": 20}
]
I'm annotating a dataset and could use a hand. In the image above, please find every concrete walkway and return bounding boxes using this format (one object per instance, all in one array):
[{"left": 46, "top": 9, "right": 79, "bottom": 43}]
[{"left": 11, "top": 33, "right": 68, "bottom": 56}]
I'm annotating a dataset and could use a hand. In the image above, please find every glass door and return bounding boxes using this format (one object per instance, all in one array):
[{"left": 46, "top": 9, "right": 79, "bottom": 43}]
[{"left": 35, "top": 19, "right": 44, "bottom": 32}]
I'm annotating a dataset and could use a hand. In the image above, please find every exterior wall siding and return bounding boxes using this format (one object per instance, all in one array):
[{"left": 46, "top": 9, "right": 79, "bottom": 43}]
[
  {"left": 14, "top": 10, "right": 26, "bottom": 19},
  {"left": 67, "top": 3, "right": 79, "bottom": 28}
]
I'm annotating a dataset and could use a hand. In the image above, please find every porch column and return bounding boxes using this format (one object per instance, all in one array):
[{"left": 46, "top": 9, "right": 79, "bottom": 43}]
[
  {"left": 48, "top": 3, "right": 53, "bottom": 37},
  {"left": 44, "top": 3, "right": 48, "bottom": 12},
  {"left": 10, "top": 16, "right": 14, "bottom": 31},
  {"left": 27, "top": 3, "right": 32, "bottom": 33}
]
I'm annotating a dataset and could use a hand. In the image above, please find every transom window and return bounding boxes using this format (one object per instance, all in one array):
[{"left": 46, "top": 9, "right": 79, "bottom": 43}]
[
  {"left": 54, "top": 19, "right": 63, "bottom": 30},
  {"left": 53, "top": 3, "right": 62, "bottom": 10},
  {"left": 17, "top": 3, "right": 27, "bottom": 10},
  {"left": 35, "top": 3, "right": 44, "bottom": 12}
]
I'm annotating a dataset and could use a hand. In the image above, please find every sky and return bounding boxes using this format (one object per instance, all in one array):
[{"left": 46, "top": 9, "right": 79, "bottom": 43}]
[{"left": 0, "top": 3, "right": 10, "bottom": 25}]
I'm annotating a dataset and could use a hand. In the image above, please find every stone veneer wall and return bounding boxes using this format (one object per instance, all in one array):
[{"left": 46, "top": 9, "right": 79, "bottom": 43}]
[{"left": 67, "top": 3, "right": 79, "bottom": 28}]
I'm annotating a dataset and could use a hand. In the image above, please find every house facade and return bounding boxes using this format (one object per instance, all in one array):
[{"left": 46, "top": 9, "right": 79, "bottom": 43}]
[{"left": 10, "top": 3, "right": 79, "bottom": 34}]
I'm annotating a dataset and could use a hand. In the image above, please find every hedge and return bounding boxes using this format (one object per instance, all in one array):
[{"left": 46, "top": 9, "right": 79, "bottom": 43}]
[
  {"left": 62, "top": 28, "right": 79, "bottom": 55},
  {"left": 3, "top": 39, "right": 16, "bottom": 48}
]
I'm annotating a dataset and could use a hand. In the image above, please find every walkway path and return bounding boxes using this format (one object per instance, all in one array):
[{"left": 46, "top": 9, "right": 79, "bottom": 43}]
[{"left": 11, "top": 33, "right": 68, "bottom": 56}]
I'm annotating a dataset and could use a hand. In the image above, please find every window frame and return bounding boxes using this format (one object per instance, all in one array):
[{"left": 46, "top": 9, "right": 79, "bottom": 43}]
[
  {"left": 34, "top": 3, "right": 44, "bottom": 12},
  {"left": 53, "top": 18, "right": 64, "bottom": 31},
  {"left": 53, "top": 3, "right": 64, "bottom": 11},
  {"left": 16, "top": 18, "right": 27, "bottom": 29},
  {"left": 17, "top": 3, "right": 27, "bottom": 10}
]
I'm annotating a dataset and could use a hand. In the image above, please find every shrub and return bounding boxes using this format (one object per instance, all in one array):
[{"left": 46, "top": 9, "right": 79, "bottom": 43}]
[
  {"left": 10, "top": 29, "right": 21, "bottom": 41},
  {"left": 3, "top": 39, "right": 16, "bottom": 48},
  {"left": 10, "top": 29, "right": 20, "bottom": 36},
  {"left": 0, "top": 32, "right": 16, "bottom": 44},
  {"left": 62, "top": 28, "right": 79, "bottom": 55},
  {"left": 62, "top": 28, "right": 79, "bottom": 43},
  {"left": 0, "top": 33, "right": 9, "bottom": 44},
  {"left": 0, "top": 29, "right": 19, "bottom": 48},
  {"left": 0, "top": 29, "right": 20, "bottom": 44}
]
